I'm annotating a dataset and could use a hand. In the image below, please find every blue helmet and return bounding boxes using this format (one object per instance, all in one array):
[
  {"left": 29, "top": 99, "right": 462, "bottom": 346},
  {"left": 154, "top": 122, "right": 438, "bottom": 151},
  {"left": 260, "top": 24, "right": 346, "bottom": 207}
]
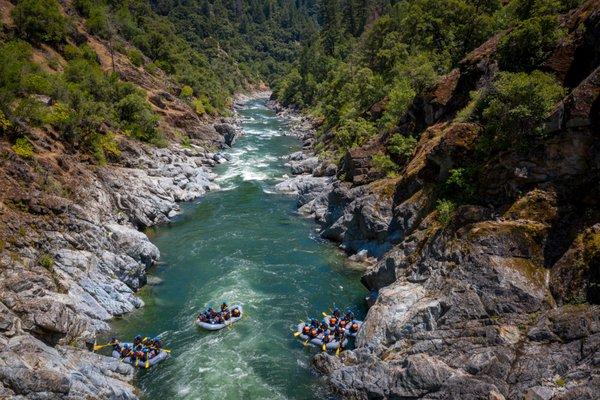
[
  {"left": 124, "top": 344, "right": 130, "bottom": 349},
  {"left": 134, "top": 335, "right": 142, "bottom": 341}
]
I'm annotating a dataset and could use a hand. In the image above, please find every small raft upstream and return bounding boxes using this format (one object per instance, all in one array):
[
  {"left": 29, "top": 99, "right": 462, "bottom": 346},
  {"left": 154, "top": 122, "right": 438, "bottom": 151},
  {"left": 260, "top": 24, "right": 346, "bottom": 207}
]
[{"left": 195, "top": 305, "right": 243, "bottom": 331}]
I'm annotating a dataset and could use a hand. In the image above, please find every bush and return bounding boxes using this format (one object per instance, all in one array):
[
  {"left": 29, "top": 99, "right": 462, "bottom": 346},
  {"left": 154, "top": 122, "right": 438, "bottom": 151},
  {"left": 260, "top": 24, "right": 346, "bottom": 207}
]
[
  {"left": 497, "top": 16, "right": 564, "bottom": 72},
  {"left": 372, "top": 153, "right": 399, "bottom": 177},
  {"left": 436, "top": 199, "right": 456, "bottom": 225},
  {"left": 42, "top": 102, "right": 73, "bottom": 129},
  {"left": 85, "top": 5, "right": 111, "bottom": 39},
  {"left": 334, "top": 118, "right": 376, "bottom": 150},
  {"left": 180, "top": 85, "right": 194, "bottom": 98},
  {"left": 480, "top": 71, "right": 565, "bottom": 144},
  {"left": 0, "top": 110, "right": 12, "bottom": 133},
  {"left": 12, "top": 137, "right": 34, "bottom": 158},
  {"left": 380, "top": 77, "right": 416, "bottom": 130},
  {"left": 12, "top": 0, "right": 70, "bottom": 44},
  {"left": 388, "top": 134, "right": 417, "bottom": 162},
  {"left": 116, "top": 93, "right": 159, "bottom": 142},
  {"left": 38, "top": 253, "right": 55, "bottom": 269},
  {"left": 444, "top": 168, "right": 476, "bottom": 201},
  {"left": 128, "top": 49, "right": 144, "bottom": 67}
]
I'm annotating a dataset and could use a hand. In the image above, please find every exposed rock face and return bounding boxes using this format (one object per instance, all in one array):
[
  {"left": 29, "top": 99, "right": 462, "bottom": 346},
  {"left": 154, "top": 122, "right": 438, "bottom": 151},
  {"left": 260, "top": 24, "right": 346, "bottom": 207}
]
[
  {"left": 274, "top": 2, "right": 600, "bottom": 399},
  {"left": 0, "top": 138, "right": 222, "bottom": 398}
]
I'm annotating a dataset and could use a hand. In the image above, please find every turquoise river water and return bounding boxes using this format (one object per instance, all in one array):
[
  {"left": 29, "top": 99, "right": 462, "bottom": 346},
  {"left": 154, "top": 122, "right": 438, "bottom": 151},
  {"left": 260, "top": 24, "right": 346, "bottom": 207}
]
[{"left": 109, "top": 99, "right": 368, "bottom": 399}]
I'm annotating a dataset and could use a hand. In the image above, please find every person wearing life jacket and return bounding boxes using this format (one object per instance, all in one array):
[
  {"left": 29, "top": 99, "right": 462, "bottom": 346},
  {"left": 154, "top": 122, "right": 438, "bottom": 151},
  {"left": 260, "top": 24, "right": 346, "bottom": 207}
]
[
  {"left": 110, "top": 337, "right": 121, "bottom": 353},
  {"left": 221, "top": 302, "right": 229, "bottom": 313},
  {"left": 322, "top": 331, "right": 332, "bottom": 343},
  {"left": 214, "top": 314, "right": 223, "bottom": 324},
  {"left": 309, "top": 328, "right": 318, "bottom": 338},
  {"left": 198, "top": 313, "right": 208, "bottom": 322},
  {"left": 350, "top": 322, "right": 360, "bottom": 333},
  {"left": 133, "top": 335, "right": 142, "bottom": 347},
  {"left": 120, "top": 344, "right": 132, "bottom": 359},
  {"left": 302, "top": 325, "right": 311, "bottom": 335},
  {"left": 142, "top": 337, "right": 152, "bottom": 347},
  {"left": 231, "top": 307, "right": 241, "bottom": 318},
  {"left": 332, "top": 308, "right": 341, "bottom": 318},
  {"left": 339, "top": 319, "right": 347, "bottom": 329},
  {"left": 329, "top": 317, "right": 338, "bottom": 327},
  {"left": 223, "top": 311, "right": 231, "bottom": 320},
  {"left": 344, "top": 310, "right": 355, "bottom": 321}
]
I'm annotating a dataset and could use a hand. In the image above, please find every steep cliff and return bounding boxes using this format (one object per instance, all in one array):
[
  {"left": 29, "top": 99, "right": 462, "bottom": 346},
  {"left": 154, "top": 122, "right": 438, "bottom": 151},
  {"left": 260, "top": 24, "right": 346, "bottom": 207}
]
[{"left": 277, "top": 1, "right": 600, "bottom": 398}]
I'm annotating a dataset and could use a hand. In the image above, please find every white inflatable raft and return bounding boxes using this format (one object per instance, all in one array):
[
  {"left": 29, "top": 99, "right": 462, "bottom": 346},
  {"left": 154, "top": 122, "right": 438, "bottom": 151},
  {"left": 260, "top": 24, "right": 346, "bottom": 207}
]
[{"left": 195, "top": 305, "right": 243, "bottom": 331}]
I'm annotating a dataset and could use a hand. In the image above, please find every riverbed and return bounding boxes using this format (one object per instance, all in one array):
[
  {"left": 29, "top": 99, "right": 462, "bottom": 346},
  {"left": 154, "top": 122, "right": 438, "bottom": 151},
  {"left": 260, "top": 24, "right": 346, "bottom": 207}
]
[{"left": 110, "top": 98, "right": 367, "bottom": 399}]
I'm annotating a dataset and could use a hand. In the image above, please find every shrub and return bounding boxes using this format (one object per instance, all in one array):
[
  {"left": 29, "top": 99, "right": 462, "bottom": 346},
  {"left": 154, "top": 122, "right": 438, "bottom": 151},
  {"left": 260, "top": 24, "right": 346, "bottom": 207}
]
[
  {"left": 388, "top": 134, "right": 417, "bottom": 162},
  {"left": 180, "top": 85, "right": 194, "bottom": 98},
  {"left": 42, "top": 102, "right": 73, "bottom": 129},
  {"left": 193, "top": 98, "right": 206, "bottom": 115},
  {"left": 480, "top": 71, "right": 565, "bottom": 144},
  {"left": 12, "top": 0, "right": 70, "bottom": 44},
  {"left": 436, "top": 199, "right": 456, "bottom": 225},
  {"left": 497, "top": 16, "right": 564, "bottom": 72},
  {"left": 38, "top": 253, "right": 54, "bottom": 270},
  {"left": 0, "top": 110, "right": 12, "bottom": 133},
  {"left": 380, "top": 77, "right": 416, "bottom": 130},
  {"left": 445, "top": 168, "right": 476, "bottom": 201},
  {"left": 372, "top": 153, "right": 399, "bottom": 177},
  {"left": 85, "top": 5, "right": 111, "bottom": 39},
  {"left": 128, "top": 49, "right": 144, "bottom": 67},
  {"left": 12, "top": 137, "right": 34, "bottom": 158},
  {"left": 116, "top": 93, "right": 159, "bottom": 142},
  {"left": 334, "top": 118, "right": 376, "bottom": 150}
]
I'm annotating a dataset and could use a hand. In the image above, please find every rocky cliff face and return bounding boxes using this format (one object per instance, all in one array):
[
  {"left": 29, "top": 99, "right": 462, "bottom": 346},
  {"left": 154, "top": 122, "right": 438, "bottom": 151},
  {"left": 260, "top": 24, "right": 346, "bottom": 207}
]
[{"left": 277, "top": 1, "right": 600, "bottom": 399}]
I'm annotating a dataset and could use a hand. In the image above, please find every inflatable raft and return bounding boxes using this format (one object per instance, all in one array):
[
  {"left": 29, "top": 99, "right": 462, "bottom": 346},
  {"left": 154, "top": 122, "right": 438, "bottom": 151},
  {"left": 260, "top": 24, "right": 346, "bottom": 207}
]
[
  {"left": 324, "top": 316, "right": 363, "bottom": 337},
  {"left": 111, "top": 343, "right": 169, "bottom": 369},
  {"left": 296, "top": 323, "right": 348, "bottom": 350},
  {"left": 195, "top": 305, "right": 243, "bottom": 331}
]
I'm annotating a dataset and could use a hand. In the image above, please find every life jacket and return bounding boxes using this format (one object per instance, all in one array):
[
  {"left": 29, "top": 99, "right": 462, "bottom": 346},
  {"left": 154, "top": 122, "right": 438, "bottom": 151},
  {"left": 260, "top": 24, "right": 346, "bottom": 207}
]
[
  {"left": 310, "top": 328, "right": 318, "bottom": 338},
  {"left": 329, "top": 318, "right": 337, "bottom": 326},
  {"left": 339, "top": 320, "right": 347, "bottom": 328},
  {"left": 223, "top": 312, "right": 231, "bottom": 320},
  {"left": 351, "top": 323, "right": 359, "bottom": 332},
  {"left": 323, "top": 334, "right": 331, "bottom": 343},
  {"left": 232, "top": 308, "right": 241, "bottom": 317},
  {"left": 303, "top": 326, "right": 310, "bottom": 334}
]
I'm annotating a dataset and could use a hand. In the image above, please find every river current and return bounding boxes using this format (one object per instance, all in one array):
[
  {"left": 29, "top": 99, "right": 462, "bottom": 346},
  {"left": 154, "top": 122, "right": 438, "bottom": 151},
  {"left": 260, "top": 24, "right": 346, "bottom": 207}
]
[{"left": 110, "top": 98, "right": 367, "bottom": 399}]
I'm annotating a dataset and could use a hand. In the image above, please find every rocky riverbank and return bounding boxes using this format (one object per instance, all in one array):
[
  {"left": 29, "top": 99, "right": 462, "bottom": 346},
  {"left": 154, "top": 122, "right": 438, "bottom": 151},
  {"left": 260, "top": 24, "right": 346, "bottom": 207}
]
[
  {"left": 0, "top": 109, "right": 250, "bottom": 397},
  {"left": 270, "top": 2, "right": 600, "bottom": 398}
]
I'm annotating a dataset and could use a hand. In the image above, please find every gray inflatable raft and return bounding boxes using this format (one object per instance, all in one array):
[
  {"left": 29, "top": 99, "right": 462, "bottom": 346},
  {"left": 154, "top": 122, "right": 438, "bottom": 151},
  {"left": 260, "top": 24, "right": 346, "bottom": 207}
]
[
  {"left": 296, "top": 323, "right": 348, "bottom": 350},
  {"left": 111, "top": 343, "right": 169, "bottom": 369},
  {"left": 195, "top": 305, "right": 243, "bottom": 331}
]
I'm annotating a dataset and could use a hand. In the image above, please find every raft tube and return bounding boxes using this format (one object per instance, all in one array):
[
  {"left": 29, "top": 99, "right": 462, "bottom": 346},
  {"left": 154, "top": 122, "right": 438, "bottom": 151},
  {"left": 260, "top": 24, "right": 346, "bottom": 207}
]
[
  {"left": 295, "top": 323, "right": 348, "bottom": 350},
  {"left": 111, "top": 343, "right": 169, "bottom": 369},
  {"left": 195, "top": 305, "right": 243, "bottom": 331}
]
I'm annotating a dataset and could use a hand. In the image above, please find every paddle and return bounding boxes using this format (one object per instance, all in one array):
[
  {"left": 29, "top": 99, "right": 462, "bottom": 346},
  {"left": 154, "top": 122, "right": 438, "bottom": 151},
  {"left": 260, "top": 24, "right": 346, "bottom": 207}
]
[
  {"left": 93, "top": 342, "right": 113, "bottom": 351},
  {"left": 293, "top": 331, "right": 301, "bottom": 337},
  {"left": 145, "top": 359, "right": 150, "bottom": 369},
  {"left": 322, "top": 343, "right": 326, "bottom": 352}
]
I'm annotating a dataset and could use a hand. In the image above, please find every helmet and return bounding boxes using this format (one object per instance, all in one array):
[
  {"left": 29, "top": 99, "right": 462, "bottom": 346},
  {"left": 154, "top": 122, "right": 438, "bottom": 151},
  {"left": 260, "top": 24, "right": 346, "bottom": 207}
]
[
  {"left": 134, "top": 335, "right": 142, "bottom": 341},
  {"left": 124, "top": 344, "right": 130, "bottom": 349},
  {"left": 143, "top": 348, "right": 149, "bottom": 353}
]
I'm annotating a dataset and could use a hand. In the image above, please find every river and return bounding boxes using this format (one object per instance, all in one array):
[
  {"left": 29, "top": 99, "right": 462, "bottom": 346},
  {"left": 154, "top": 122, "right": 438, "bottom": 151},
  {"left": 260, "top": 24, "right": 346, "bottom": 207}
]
[{"left": 109, "top": 98, "right": 368, "bottom": 399}]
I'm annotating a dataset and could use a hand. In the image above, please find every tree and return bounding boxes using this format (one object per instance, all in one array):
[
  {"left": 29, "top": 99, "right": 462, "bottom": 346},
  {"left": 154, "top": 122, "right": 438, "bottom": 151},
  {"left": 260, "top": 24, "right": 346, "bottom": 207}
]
[{"left": 12, "top": 0, "right": 70, "bottom": 44}]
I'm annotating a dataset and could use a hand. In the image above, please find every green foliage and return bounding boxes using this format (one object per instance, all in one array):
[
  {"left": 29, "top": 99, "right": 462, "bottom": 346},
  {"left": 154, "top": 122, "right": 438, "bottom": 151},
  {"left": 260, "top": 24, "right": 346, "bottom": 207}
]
[
  {"left": 334, "top": 118, "right": 376, "bottom": 151},
  {"left": 479, "top": 71, "right": 565, "bottom": 146},
  {"left": 444, "top": 168, "right": 477, "bottom": 201},
  {"left": 380, "top": 78, "right": 416, "bottom": 130},
  {"left": 38, "top": 253, "right": 55, "bottom": 270},
  {"left": 12, "top": 0, "right": 70, "bottom": 44},
  {"left": 497, "top": 16, "right": 564, "bottom": 71},
  {"left": 128, "top": 49, "right": 144, "bottom": 67},
  {"left": 436, "top": 199, "right": 457, "bottom": 225},
  {"left": 180, "top": 85, "right": 194, "bottom": 98},
  {"left": 372, "top": 153, "right": 399, "bottom": 177},
  {"left": 12, "top": 137, "right": 34, "bottom": 158},
  {"left": 0, "top": 110, "right": 12, "bottom": 133},
  {"left": 85, "top": 5, "right": 112, "bottom": 39},
  {"left": 116, "top": 93, "right": 159, "bottom": 142},
  {"left": 388, "top": 134, "right": 417, "bottom": 162}
]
